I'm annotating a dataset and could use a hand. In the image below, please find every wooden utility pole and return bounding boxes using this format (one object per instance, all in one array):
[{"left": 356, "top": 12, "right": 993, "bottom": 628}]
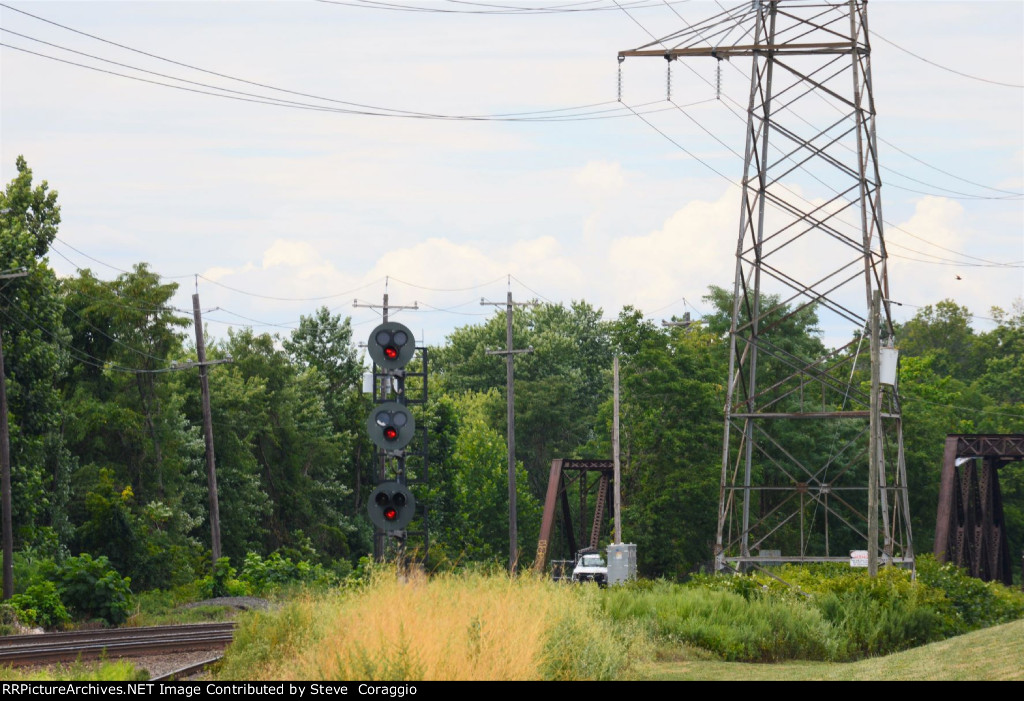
[
  {"left": 1, "top": 269, "right": 28, "bottom": 600},
  {"left": 192, "top": 293, "right": 227, "bottom": 565},
  {"left": 0, "top": 324, "right": 13, "bottom": 600},
  {"left": 482, "top": 289, "right": 534, "bottom": 572},
  {"left": 868, "top": 290, "right": 881, "bottom": 577}
]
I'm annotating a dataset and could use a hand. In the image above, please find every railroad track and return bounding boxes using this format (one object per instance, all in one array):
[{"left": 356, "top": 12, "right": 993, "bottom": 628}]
[{"left": 0, "top": 623, "right": 236, "bottom": 667}]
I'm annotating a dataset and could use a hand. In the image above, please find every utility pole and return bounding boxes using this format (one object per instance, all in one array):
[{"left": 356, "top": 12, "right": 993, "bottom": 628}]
[
  {"left": 354, "top": 288, "right": 418, "bottom": 563},
  {"left": 868, "top": 290, "right": 881, "bottom": 576},
  {"left": 0, "top": 268, "right": 28, "bottom": 600},
  {"left": 190, "top": 293, "right": 233, "bottom": 566},
  {"left": 613, "top": 356, "right": 621, "bottom": 545},
  {"left": 482, "top": 288, "right": 534, "bottom": 573}
]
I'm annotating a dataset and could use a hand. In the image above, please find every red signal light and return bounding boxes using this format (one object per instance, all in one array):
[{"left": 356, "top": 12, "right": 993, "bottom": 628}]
[
  {"left": 384, "top": 426, "right": 398, "bottom": 441},
  {"left": 384, "top": 346, "right": 399, "bottom": 360},
  {"left": 384, "top": 507, "right": 398, "bottom": 521}
]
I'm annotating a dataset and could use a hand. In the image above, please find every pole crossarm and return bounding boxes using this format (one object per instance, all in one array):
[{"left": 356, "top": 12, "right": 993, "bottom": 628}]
[{"left": 619, "top": 42, "right": 860, "bottom": 60}]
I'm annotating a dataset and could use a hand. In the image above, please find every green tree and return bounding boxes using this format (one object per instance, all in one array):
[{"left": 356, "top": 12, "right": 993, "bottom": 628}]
[
  {"left": 0, "top": 156, "right": 71, "bottom": 544},
  {"left": 602, "top": 308, "right": 725, "bottom": 578},
  {"left": 283, "top": 308, "right": 371, "bottom": 557},
  {"left": 208, "top": 328, "right": 356, "bottom": 562},
  {"left": 898, "top": 300, "right": 980, "bottom": 381},
  {"left": 429, "top": 390, "right": 540, "bottom": 564},
  {"left": 432, "top": 301, "right": 613, "bottom": 499},
  {"left": 58, "top": 266, "right": 205, "bottom": 587}
]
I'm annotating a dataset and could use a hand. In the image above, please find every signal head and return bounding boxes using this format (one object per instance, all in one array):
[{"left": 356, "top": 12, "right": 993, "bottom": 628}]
[
  {"left": 367, "top": 481, "right": 416, "bottom": 531},
  {"left": 366, "top": 401, "right": 416, "bottom": 451},
  {"left": 368, "top": 322, "right": 415, "bottom": 371}
]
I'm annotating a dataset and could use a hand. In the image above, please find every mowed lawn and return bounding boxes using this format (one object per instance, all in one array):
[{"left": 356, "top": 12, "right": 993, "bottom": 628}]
[{"left": 639, "top": 619, "right": 1024, "bottom": 681}]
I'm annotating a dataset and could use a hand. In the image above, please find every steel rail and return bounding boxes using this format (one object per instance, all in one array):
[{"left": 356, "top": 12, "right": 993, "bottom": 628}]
[{"left": 0, "top": 623, "right": 236, "bottom": 667}]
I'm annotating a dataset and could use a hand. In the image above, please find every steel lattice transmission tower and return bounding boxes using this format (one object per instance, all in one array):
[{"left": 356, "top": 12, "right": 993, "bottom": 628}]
[{"left": 620, "top": 0, "right": 914, "bottom": 570}]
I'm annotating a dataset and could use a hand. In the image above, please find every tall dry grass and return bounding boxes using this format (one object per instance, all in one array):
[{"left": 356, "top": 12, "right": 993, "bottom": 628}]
[{"left": 217, "top": 568, "right": 647, "bottom": 681}]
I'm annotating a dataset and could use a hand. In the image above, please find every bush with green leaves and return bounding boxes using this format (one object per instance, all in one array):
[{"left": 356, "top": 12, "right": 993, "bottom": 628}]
[
  {"left": 54, "top": 553, "right": 133, "bottom": 625},
  {"left": 197, "top": 557, "right": 251, "bottom": 599},
  {"left": 610, "top": 560, "right": 1024, "bottom": 662},
  {"left": 602, "top": 581, "right": 840, "bottom": 662},
  {"left": 9, "top": 581, "right": 71, "bottom": 630},
  {"left": 238, "top": 551, "right": 337, "bottom": 594},
  {"left": 916, "top": 555, "right": 1024, "bottom": 633}
]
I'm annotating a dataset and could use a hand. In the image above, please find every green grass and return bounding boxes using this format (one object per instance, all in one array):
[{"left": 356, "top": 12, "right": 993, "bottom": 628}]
[
  {"left": 0, "top": 659, "right": 147, "bottom": 682},
  {"left": 124, "top": 586, "right": 244, "bottom": 627},
  {"left": 639, "top": 618, "right": 1024, "bottom": 680}
]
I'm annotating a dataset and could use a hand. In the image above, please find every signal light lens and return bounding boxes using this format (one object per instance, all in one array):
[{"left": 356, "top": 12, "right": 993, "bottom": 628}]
[
  {"left": 384, "top": 506, "right": 398, "bottom": 521},
  {"left": 384, "top": 426, "right": 398, "bottom": 441},
  {"left": 384, "top": 346, "right": 399, "bottom": 360}
]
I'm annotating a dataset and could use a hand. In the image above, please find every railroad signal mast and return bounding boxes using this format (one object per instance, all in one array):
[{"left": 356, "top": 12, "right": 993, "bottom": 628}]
[
  {"left": 620, "top": 0, "right": 913, "bottom": 572},
  {"left": 363, "top": 308, "right": 430, "bottom": 564}
]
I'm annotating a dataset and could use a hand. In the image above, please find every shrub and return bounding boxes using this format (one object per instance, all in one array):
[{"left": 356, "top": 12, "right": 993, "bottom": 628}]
[
  {"left": 238, "top": 551, "right": 337, "bottom": 595},
  {"left": 602, "top": 581, "right": 838, "bottom": 662},
  {"left": 9, "top": 581, "right": 71, "bottom": 630},
  {"left": 197, "top": 557, "right": 250, "bottom": 599},
  {"left": 916, "top": 554, "right": 1024, "bottom": 633},
  {"left": 55, "top": 553, "right": 132, "bottom": 625}
]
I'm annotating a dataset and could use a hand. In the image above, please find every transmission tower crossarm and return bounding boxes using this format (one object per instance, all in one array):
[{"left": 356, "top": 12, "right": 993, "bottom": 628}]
[{"left": 619, "top": 41, "right": 858, "bottom": 60}]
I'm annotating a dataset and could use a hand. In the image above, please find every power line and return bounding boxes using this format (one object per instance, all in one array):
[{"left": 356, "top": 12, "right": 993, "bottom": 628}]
[
  {"left": 51, "top": 236, "right": 136, "bottom": 276},
  {"left": 196, "top": 274, "right": 387, "bottom": 302},
  {"left": 629, "top": 1, "right": 1024, "bottom": 204},
  {"left": 316, "top": 0, "right": 688, "bottom": 15},
  {"left": 1, "top": 38, "right": 686, "bottom": 123},
  {"left": 871, "top": 29, "right": 1024, "bottom": 90},
  {"left": 877, "top": 135, "right": 1023, "bottom": 198},
  {"left": 900, "top": 393, "right": 1024, "bottom": 420},
  {"left": 0, "top": 292, "right": 175, "bottom": 374},
  {"left": 387, "top": 274, "right": 509, "bottom": 292},
  {"left": 0, "top": 4, "right": 673, "bottom": 123},
  {"left": 631, "top": 81, "right": 1017, "bottom": 270}
]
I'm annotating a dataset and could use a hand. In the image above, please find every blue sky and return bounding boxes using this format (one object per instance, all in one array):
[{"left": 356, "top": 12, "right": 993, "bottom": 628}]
[{"left": 2, "top": 0, "right": 1021, "bottom": 352}]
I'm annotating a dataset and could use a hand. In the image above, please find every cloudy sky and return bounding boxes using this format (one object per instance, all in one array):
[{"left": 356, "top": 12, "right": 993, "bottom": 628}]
[{"left": 2, "top": 0, "right": 1021, "bottom": 354}]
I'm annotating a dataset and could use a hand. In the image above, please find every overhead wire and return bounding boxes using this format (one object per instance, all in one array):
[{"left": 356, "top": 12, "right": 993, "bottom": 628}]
[
  {"left": 387, "top": 274, "right": 509, "bottom": 292},
  {"left": 316, "top": 0, "right": 687, "bottom": 15},
  {"left": 0, "top": 290, "right": 176, "bottom": 374},
  {"left": 617, "top": 2, "right": 1021, "bottom": 270},
  {"left": 645, "top": 0, "right": 1024, "bottom": 203},
  {"left": 870, "top": 29, "right": 1024, "bottom": 90},
  {"left": 195, "top": 274, "right": 387, "bottom": 302},
  {"left": 8, "top": 0, "right": 1014, "bottom": 195},
  {"left": 0, "top": 4, "right": 675, "bottom": 123}
]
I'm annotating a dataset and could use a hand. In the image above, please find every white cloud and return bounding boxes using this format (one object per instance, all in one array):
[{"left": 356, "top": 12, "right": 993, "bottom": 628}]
[
  {"left": 262, "top": 240, "right": 321, "bottom": 269},
  {"left": 608, "top": 188, "right": 738, "bottom": 312},
  {"left": 572, "top": 160, "right": 626, "bottom": 200}
]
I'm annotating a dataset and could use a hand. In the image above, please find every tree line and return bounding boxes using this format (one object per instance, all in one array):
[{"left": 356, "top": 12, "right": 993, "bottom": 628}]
[{"left": 2, "top": 156, "right": 1022, "bottom": 596}]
